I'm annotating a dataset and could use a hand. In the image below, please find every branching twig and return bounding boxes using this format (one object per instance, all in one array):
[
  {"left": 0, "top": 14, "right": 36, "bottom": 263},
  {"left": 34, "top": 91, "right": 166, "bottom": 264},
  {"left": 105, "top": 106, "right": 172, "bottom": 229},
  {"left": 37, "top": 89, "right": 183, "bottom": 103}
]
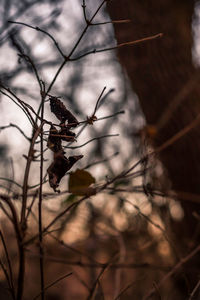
[
  {"left": 8, "top": 21, "right": 65, "bottom": 58},
  {"left": 70, "top": 33, "right": 163, "bottom": 61},
  {"left": 86, "top": 256, "right": 116, "bottom": 300},
  {"left": 0, "top": 258, "right": 14, "bottom": 299},
  {"left": 188, "top": 279, "right": 200, "bottom": 300},
  {"left": 143, "top": 244, "right": 200, "bottom": 300},
  {"left": 0, "top": 123, "right": 30, "bottom": 141},
  {"left": 0, "top": 230, "right": 15, "bottom": 299},
  {"left": 0, "top": 89, "right": 35, "bottom": 127}
]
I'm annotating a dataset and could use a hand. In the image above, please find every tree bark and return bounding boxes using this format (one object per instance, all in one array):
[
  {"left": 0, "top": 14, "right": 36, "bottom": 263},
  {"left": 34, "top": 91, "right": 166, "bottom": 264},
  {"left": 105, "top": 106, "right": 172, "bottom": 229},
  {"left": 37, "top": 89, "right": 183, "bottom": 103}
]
[
  {"left": 107, "top": 1, "right": 200, "bottom": 293},
  {"left": 107, "top": 0, "right": 200, "bottom": 231}
]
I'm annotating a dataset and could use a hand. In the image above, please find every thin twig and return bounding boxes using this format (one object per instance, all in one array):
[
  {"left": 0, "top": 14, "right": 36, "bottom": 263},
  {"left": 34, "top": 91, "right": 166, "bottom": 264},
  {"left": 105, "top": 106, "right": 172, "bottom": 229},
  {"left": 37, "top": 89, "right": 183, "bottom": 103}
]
[
  {"left": 0, "top": 230, "right": 15, "bottom": 299},
  {"left": 26, "top": 249, "right": 169, "bottom": 270},
  {"left": 70, "top": 33, "right": 163, "bottom": 61},
  {"left": 114, "top": 278, "right": 144, "bottom": 300},
  {"left": 25, "top": 190, "right": 38, "bottom": 221},
  {"left": 21, "top": 122, "right": 44, "bottom": 228},
  {"left": 0, "top": 177, "right": 22, "bottom": 189},
  {"left": 64, "top": 134, "right": 119, "bottom": 149},
  {"left": 188, "top": 279, "right": 200, "bottom": 300},
  {"left": 91, "top": 19, "right": 131, "bottom": 26},
  {"left": 84, "top": 151, "right": 119, "bottom": 169},
  {"left": 68, "top": 0, "right": 107, "bottom": 60},
  {"left": 8, "top": 21, "right": 65, "bottom": 58},
  {"left": 0, "top": 258, "right": 14, "bottom": 298},
  {"left": 73, "top": 270, "right": 90, "bottom": 292},
  {"left": 46, "top": 0, "right": 108, "bottom": 97},
  {"left": 23, "top": 195, "right": 89, "bottom": 246},
  {"left": 32, "top": 272, "right": 72, "bottom": 300},
  {"left": 48, "top": 232, "right": 99, "bottom": 264},
  {"left": 155, "top": 113, "right": 200, "bottom": 153},
  {"left": 23, "top": 158, "right": 146, "bottom": 246},
  {"left": 76, "top": 110, "right": 124, "bottom": 126},
  {"left": 0, "top": 196, "right": 22, "bottom": 300},
  {"left": 0, "top": 201, "right": 13, "bottom": 222},
  {"left": 156, "top": 70, "right": 200, "bottom": 131},
  {"left": 93, "top": 86, "right": 106, "bottom": 116},
  {"left": 95, "top": 110, "right": 125, "bottom": 121},
  {"left": 143, "top": 244, "right": 200, "bottom": 300},
  {"left": 86, "top": 258, "right": 114, "bottom": 300},
  {"left": 18, "top": 53, "right": 43, "bottom": 91},
  {"left": 0, "top": 89, "right": 35, "bottom": 127},
  {"left": 0, "top": 123, "right": 30, "bottom": 141},
  {"left": 82, "top": 0, "right": 88, "bottom": 23},
  {"left": 0, "top": 86, "right": 52, "bottom": 127}
]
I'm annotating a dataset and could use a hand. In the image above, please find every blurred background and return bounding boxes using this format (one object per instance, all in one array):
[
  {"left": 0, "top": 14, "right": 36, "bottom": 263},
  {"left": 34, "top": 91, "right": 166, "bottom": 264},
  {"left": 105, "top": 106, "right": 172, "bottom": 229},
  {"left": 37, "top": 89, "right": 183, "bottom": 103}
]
[{"left": 0, "top": 0, "right": 200, "bottom": 299}]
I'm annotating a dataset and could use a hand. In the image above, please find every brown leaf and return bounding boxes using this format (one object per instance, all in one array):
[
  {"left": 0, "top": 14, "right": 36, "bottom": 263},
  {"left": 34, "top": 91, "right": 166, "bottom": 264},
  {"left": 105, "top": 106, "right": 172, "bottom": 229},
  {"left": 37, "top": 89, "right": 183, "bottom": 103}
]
[
  {"left": 47, "top": 125, "right": 62, "bottom": 153},
  {"left": 47, "top": 151, "right": 83, "bottom": 192},
  {"left": 59, "top": 125, "right": 76, "bottom": 142},
  {"left": 49, "top": 96, "right": 78, "bottom": 127}
]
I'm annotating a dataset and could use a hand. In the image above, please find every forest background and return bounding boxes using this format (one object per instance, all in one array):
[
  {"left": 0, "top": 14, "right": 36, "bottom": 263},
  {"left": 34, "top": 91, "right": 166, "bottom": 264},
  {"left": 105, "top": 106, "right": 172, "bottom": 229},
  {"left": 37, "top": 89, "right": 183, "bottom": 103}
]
[{"left": 0, "top": 0, "right": 200, "bottom": 299}]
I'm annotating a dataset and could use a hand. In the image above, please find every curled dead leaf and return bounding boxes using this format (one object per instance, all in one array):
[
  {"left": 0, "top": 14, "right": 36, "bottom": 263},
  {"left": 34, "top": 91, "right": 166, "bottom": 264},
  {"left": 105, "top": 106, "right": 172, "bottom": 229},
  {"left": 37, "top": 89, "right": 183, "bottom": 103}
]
[
  {"left": 47, "top": 152, "right": 83, "bottom": 192},
  {"left": 59, "top": 125, "right": 76, "bottom": 142},
  {"left": 49, "top": 96, "right": 78, "bottom": 127},
  {"left": 47, "top": 125, "right": 62, "bottom": 153}
]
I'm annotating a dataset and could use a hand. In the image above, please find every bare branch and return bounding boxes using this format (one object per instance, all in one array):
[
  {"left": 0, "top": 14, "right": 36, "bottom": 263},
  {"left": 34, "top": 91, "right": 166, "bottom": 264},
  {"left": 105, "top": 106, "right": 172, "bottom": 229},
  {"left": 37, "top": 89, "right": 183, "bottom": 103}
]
[
  {"left": 0, "top": 230, "right": 15, "bottom": 299},
  {"left": 64, "top": 134, "right": 119, "bottom": 149},
  {"left": 0, "top": 123, "right": 30, "bottom": 141},
  {"left": 8, "top": 21, "right": 66, "bottom": 59},
  {"left": 70, "top": 33, "right": 163, "bottom": 61},
  {"left": 143, "top": 245, "right": 200, "bottom": 300}
]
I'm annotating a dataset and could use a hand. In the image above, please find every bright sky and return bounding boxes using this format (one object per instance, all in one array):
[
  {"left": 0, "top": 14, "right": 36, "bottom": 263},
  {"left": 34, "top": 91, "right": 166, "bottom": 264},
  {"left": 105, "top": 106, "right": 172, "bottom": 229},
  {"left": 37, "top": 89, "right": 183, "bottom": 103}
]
[
  {"left": 0, "top": 0, "right": 138, "bottom": 187},
  {"left": 2, "top": 0, "right": 199, "bottom": 189}
]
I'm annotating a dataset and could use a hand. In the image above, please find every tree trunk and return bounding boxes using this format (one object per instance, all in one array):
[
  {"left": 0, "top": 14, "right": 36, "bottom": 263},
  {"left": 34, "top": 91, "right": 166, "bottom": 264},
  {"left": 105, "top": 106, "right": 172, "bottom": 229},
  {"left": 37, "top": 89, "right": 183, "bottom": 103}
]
[{"left": 107, "top": 0, "right": 200, "bottom": 287}]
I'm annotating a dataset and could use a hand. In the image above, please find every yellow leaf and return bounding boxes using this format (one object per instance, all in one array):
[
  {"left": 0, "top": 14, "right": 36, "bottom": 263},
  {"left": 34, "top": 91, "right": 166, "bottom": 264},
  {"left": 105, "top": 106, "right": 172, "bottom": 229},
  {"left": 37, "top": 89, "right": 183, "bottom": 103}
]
[{"left": 68, "top": 169, "right": 96, "bottom": 196}]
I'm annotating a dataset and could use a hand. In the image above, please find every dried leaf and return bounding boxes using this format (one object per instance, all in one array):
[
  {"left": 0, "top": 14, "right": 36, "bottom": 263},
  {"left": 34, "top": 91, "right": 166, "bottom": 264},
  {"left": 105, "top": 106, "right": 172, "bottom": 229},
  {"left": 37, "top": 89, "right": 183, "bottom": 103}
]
[
  {"left": 69, "top": 169, "right": 96, "bottom": 196},
  {"left": 59, "top": 125, "right": 76, "bottom": 142},
  {"left": 49, "top": 96, "right": 78, "bottom": 127},
  {"left": 47, "top": 152, "right": 83, "bottom": 192},
  {"left": 47, "top": 125, "right": 62, "bottom": 152}
]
